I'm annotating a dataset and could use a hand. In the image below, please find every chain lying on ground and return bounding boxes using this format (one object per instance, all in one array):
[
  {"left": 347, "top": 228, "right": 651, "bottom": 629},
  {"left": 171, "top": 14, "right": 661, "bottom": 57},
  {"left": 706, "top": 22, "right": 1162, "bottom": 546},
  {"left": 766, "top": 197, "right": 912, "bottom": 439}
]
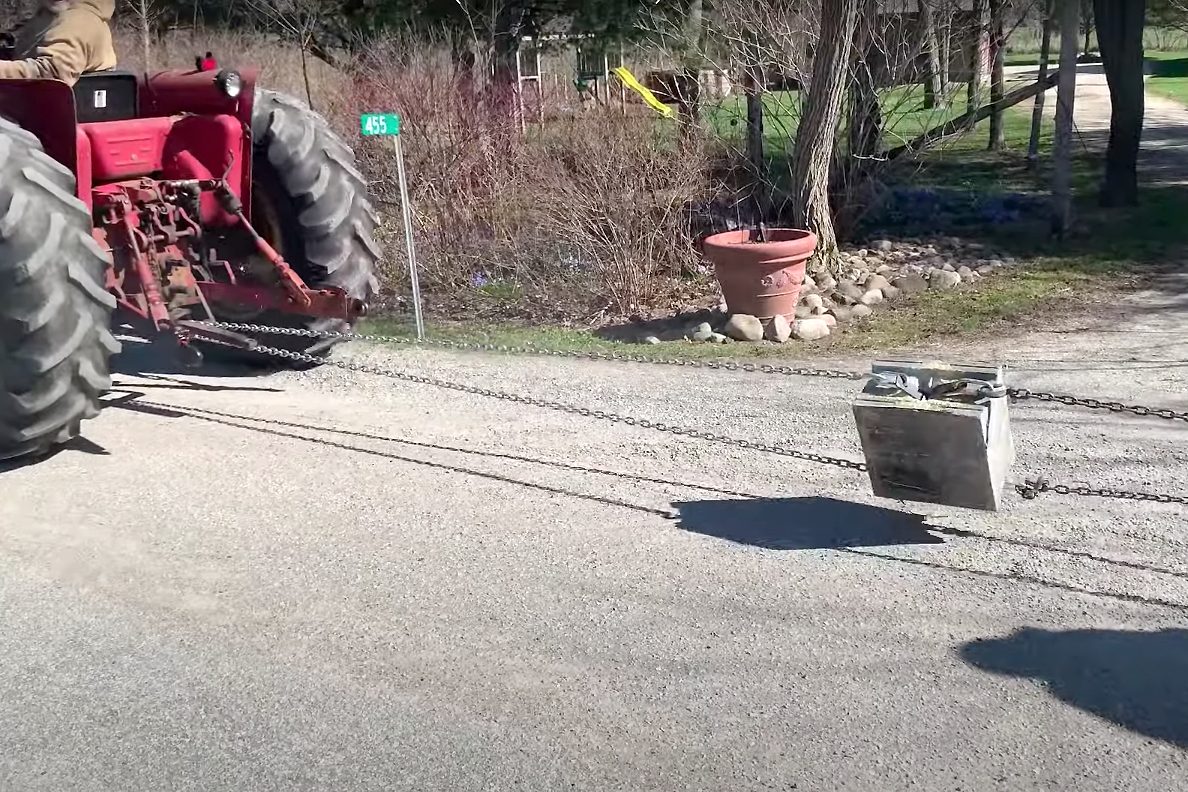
[
  {"left": 1015, "top": 478, "right": 1188, "bottom": 505},
  {"left": 248, "top": 343, "right": 870, "bottom": 473},
  {"left": 203, "top": 322, "right": 1188, "bottom": 423}
]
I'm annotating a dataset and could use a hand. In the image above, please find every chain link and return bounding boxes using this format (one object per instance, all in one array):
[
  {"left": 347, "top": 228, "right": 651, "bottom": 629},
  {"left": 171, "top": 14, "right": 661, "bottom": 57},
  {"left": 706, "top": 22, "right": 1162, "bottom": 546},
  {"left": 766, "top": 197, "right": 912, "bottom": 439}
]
[
  {"left": 1008, "top": 388, "right": 1188, "bottom": 423},
  {"left": 1016, "top": 477, "right": 1188, "bottom": 504},
  {"left": 201, "top": 321, "right": 868, "bottom": 381},
  {"left": 202, "top": 322, "right": 1188, "bottom": 423},
  {"left": 249, "top": 342, "right": 870, "bottom": 473},
  {"left": 184, "top": 322, "right": 1188, "bottom": 505}
]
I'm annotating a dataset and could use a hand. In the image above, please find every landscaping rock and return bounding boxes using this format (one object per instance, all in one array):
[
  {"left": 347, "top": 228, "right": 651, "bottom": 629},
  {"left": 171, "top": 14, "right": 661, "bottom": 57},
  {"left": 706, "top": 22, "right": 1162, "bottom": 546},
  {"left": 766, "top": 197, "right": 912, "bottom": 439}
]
[
  {"left": 802, "top": 273, "right": 816, "bottom": 292},
  {"left": 860, "top": 289, "right": 884, "bottom": 306},
  {"left": 724, "top": 313, "right": 764, "bottom": 342},
  {"left": 851, "top": 304, "right": 873, "bottom": 318},
  {"left": 793, "top": 317, "right": 832, "bottom": 341},
  {"left": 864, "top": 274, "right": 892, "bottom": 293},
  {"left": 829, "top": 305, "right": 853, "bottom": 323},
  {"left": 977, "top": 264, "right": 995, "bottom": 276},
  {"left": 872, "top": 239, "right": 893, "bottom": 252},
  {"left": 710, "top": 332, "right": 730, "bottom": 344},
  {"left": 765, "top": 314, "right": 793, "bottom": 343},
  {"left": 643, "top": 335, "right": 661, "bottom": 345},
  {"left": 801, "top": 293, "right": 824, "bottom": 311},
  {"left": 892, "top": 273, "right": 929, "bottom": 294},
  {"left": 881, "top": 284, "right": 901, "bottom": 300},
  {"left": 930, "top": 270, "right": 962, "bottom": 290},
  {"left": 943, "top": 261, "right": 956, "bottom": 272},
  {"left": 816, "top": 273, "right": 838, "bottom": 292},
  {"left": 691, "top": 322, "right": 714, "bottom": 342},
  {"left": 821, "top": 313, "right": 838, "bottom": 328},
  {"left": 836, "top": 279, "right": 866, "bottom": 303},
  {"left": 795, "top": 305, "right": 814, "bottom": 320},
  {"left": 876, "top": 264, "right": 892, "bottom": 275},
  {"left": 957, "top": 265, "right": 975, "bottom": 279}
]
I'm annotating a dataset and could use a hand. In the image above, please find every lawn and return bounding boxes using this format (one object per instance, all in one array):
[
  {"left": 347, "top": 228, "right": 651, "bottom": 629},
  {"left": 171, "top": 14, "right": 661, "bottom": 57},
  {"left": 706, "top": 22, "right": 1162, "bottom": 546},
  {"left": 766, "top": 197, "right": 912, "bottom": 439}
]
[{"left": 1146, "top": 55, "right": 1188, "bottom": 105}]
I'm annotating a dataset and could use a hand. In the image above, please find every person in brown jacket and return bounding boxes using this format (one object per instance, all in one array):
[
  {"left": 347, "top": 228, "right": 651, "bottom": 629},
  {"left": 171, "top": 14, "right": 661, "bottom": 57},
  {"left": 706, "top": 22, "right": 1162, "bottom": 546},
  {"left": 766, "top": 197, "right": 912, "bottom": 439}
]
[{"left": 0, "top": 0, "right": 117, "bottom": 86}]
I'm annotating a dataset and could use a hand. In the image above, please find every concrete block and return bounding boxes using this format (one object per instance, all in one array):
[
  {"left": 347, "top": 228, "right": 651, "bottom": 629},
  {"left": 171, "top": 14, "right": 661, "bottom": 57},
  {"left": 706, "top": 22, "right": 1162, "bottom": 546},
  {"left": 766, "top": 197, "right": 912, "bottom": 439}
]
[{"left": 852, "top": 360, "right": 1014, "bottom": 511}]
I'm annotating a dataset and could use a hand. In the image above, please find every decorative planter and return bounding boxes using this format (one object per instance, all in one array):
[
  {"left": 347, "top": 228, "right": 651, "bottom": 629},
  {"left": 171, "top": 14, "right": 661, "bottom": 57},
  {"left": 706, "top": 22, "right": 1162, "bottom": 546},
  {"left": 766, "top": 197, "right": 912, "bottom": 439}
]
[{"left": 701, "top": 228, "right": 818, "bottom": 320}]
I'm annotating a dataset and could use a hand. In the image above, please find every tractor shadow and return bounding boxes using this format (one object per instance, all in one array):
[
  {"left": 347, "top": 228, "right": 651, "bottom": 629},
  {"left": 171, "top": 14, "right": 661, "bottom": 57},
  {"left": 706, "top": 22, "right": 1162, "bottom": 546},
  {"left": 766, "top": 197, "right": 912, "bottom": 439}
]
[
  {"left": 112, "top": 335, "right": 282, "bottom": 391},
  {"left": 962, "top": 627, "right": 1188, "bottom": 748},
  {"left": 0, "top": 436, "right": 109, "bottom": 475},
  {"left": 672, "top": 496, "right": 945, "bottom": 550}
]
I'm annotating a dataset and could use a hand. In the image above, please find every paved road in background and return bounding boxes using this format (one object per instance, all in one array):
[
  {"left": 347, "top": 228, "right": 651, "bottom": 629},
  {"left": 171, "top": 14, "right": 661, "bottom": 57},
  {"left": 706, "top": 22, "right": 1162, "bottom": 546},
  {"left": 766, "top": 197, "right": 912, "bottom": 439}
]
[{"left": 2, "top": 70, "right": 1187, "bottom": 790}]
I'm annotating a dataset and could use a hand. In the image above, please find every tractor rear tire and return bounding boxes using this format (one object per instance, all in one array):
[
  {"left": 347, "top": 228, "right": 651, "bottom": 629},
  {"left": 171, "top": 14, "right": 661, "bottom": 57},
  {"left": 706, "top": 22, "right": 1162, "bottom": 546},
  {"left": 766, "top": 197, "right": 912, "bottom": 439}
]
[
  {"left": 0, "top": 117, "right": 119, "bottom": 463},
  {"left": 246, "top": 90, "right": 381, "bottom": 362}
]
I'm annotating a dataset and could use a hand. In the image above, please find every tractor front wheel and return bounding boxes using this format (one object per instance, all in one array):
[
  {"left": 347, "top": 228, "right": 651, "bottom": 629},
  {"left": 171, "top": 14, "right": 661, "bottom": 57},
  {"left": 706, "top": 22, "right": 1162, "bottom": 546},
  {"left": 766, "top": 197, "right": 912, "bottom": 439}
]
[
  {"left": 0, "top": 117, "right": 119, "bottom": 463},
  {"left": 241, "top": 90, "right": 381, "bottom": 362}
]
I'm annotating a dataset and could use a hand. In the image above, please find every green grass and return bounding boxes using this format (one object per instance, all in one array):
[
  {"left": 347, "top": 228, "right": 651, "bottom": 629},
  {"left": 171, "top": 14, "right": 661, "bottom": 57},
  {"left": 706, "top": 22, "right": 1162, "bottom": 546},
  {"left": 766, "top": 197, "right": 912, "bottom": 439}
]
[
  {"left": 706, "top": 84, "right": 978, "bottom": 153},
  {"left": 1146, "top": 54, "right": 1188, "bottom": 104}
]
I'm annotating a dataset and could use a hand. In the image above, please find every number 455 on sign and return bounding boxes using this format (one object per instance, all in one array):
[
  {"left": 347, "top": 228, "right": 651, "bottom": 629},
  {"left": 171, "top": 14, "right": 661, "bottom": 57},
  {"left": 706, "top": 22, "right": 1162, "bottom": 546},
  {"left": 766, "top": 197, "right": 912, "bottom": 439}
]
[{"left": 360, "top": 113, "right": 401, "bottom": 137}]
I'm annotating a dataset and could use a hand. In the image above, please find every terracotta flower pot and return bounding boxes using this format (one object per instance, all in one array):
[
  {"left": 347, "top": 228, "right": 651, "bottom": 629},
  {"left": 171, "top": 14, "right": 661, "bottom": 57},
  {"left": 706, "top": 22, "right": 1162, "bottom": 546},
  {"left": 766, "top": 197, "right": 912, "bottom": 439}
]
[{"left": 702, "top": 228, "right": 818, "bottom": 320}]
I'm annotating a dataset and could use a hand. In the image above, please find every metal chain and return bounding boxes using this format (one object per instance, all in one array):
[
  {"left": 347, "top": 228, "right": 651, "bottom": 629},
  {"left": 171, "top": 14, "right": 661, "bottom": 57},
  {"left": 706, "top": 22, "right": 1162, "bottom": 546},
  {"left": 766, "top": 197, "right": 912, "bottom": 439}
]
[
  {"left": 1016, "top": 477, "right": 1188, "bottom": 505},
  {"left": 248, "top": 342, "right": 870, "bottom": 473},
  {"left": 1007, "top": 388, "right": 1188, "bottom": 423},
  {"left": 188, "top": 324, "right": 1188, "bottom": 506},
  {"left": 201, "top": 322, "right": 1188, "bottom": 423},
  {"left": 200, "top": 321, "right": 868, "bottom": 381}
]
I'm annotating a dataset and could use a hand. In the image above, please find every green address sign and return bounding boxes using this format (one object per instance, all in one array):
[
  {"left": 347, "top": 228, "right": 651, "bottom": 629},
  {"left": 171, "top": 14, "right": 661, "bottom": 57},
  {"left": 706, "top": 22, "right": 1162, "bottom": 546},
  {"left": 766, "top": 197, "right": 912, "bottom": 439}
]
[{"left": 360, "top": 113, "right": 401, "bottom": 137}]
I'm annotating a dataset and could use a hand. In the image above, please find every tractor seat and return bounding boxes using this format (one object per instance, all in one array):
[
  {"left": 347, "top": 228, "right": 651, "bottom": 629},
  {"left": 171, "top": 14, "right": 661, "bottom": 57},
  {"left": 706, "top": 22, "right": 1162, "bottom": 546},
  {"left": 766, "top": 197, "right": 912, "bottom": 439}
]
[{"left": 73, "top": 69, "right": 139, "bottom": 123}]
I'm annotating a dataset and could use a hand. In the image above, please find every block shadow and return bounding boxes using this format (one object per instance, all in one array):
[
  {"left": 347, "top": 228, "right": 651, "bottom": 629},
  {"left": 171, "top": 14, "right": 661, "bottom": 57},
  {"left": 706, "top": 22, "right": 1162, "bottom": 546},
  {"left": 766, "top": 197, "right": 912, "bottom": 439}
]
[{"left": 673, "top": 496, "right": 944, "bottom": 550}]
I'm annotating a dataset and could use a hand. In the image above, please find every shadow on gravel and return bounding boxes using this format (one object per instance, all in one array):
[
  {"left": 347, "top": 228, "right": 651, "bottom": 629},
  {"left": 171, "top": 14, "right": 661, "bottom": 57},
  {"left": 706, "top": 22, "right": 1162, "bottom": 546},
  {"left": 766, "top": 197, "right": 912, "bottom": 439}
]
[
  {"left": 100, "top": 394, "right": 1188, "bottom": 607},
  {"left": 962, "top": 627, "right": 1188, "bottom": 748},
  {"left": 0, "top": 436, "right": 109, "bottom": 476},
  {"left": 672, "top": 496, "right": 944, "bottom": 549}
]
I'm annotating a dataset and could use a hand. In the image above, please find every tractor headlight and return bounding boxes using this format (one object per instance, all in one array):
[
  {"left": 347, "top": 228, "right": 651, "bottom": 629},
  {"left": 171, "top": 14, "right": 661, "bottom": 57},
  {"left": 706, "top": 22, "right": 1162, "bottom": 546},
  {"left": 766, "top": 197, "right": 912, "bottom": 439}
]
[{"left": 216, "top": 70, "right": 243, "bottom": 99}]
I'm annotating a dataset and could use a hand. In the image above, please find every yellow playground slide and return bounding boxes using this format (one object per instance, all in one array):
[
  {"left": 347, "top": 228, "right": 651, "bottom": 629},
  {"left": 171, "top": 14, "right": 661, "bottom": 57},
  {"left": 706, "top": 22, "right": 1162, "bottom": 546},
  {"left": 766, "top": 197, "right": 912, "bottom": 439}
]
[{"left": 612, "top": 66, "right": 676, "bottom": 119}]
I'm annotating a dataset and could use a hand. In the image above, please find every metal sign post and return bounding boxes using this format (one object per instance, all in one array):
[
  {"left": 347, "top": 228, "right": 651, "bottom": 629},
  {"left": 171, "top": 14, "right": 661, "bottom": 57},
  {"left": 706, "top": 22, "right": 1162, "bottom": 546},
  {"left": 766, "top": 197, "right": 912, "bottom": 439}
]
[{"left": 360, "top": 112, "right": 424, "bottom": 341}]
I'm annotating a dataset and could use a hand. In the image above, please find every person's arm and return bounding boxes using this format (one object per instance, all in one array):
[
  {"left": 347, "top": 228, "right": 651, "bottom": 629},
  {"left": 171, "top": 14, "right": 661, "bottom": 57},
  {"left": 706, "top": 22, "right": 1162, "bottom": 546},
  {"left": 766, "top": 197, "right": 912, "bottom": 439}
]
[{"left": 0, "top": 12, "right": 96, "bottom": 85}]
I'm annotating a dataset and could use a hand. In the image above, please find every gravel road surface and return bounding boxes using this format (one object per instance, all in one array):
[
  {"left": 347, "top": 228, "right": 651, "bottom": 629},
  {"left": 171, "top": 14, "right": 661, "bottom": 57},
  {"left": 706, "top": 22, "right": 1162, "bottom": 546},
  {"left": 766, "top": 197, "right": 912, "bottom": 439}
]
[
  {"left": 2, "top": 316, "right": 1186, "bottom": 791},
  {"left": 3, "top": 67, "right": 1187, "bottom": 791}
]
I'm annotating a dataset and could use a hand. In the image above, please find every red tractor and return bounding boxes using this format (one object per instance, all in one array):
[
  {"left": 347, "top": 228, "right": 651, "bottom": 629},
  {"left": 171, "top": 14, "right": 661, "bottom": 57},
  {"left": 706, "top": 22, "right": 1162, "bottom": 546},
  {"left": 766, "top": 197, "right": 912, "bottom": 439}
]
[{"left": 0, "top": 67, "right": 380, "bottom": 462}]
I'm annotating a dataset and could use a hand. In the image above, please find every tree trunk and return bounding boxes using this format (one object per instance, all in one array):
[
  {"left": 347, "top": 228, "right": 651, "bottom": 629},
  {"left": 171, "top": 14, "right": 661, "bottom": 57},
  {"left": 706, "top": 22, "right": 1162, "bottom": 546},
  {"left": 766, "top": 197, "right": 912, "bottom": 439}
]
[
  {"left": 919, "top": 1, "right": 943, "bottom": 109},
  {"left": 1052, "top": 0, "right": 1081, "bottom": 236},
  {"left": 491, "top": 2, "right": 526, "bottom": 123},
  {"left": 743, "top": 48, "right": 766, "bottom": 211},
  {"left": 135, "top": 0, "right": 153, "bottom": 71},
  {"left": 850, "top": 0, "right": 882, "bottom": 160},
  {"left": 1028, "top": 0, "right": 1055, "bottom": 166},
  {"left": 1082, "top": 0, "right": 1093, "bottom": 55},
  {"left": 1093, "top": 0, "right": 1146, "bottom": 207},
  {"left": 791, "top": 0, "right": 861, "bottom": 271},
  {"left": 967, "top": 0, "right": 989, "bottom": 110},
  {"left": 987, "top": 0, "right": 1006, "bottom": 149},
  {"left": 678, "top": 0, "right": 705, "bottom": 131},
  {"left": 938, "top": 5, "right": 952, "bottom": 87}
]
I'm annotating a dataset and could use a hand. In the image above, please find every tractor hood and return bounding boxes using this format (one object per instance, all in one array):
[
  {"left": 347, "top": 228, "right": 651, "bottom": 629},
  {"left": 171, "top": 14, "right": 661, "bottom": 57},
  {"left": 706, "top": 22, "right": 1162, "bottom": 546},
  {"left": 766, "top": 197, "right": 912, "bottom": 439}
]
[{"left": 77, "top": 0, "right": 115, "bottom": 22}]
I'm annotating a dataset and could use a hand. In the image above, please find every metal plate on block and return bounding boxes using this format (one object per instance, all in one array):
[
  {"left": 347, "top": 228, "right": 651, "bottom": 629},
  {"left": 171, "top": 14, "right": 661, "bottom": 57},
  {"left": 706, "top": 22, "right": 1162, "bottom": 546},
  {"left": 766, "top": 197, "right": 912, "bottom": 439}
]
[{"left": 852, "top": 360, "right": 1014, "bottom": 511}]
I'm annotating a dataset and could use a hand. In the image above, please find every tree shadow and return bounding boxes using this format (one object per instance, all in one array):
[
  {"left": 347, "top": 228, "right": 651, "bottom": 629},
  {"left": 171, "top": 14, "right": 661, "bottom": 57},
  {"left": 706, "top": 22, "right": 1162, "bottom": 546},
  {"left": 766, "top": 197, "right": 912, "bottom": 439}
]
[
  {"left": 961, "top": 627, "right": 1188, "bottom": 748},
  {"left": 672, "top": 496, "right": 944, "bottom": 550}
]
